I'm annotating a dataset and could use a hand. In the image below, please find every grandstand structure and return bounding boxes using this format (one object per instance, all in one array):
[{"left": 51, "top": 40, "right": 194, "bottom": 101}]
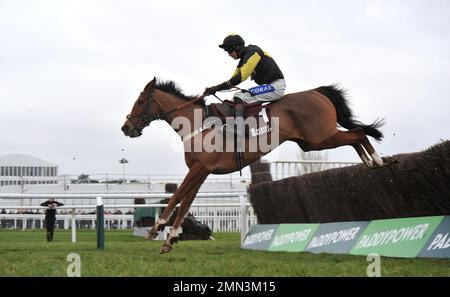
[{"left": 0, "top": 154, "right": 59, "bottom": 187}]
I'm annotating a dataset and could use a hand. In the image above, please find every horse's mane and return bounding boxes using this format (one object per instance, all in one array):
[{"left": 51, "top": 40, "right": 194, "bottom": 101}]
[{"left": 155, "top": 79, "right": 204, "bottom": 106}]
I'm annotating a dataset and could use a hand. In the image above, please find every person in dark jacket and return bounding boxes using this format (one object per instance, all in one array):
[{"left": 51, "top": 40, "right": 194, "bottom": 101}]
[
  {"left": 40, "top": 198, "right": 64, "bottom": 242},
  {"left": 204, "top": 34, "right": 286, "bottom": 135}
]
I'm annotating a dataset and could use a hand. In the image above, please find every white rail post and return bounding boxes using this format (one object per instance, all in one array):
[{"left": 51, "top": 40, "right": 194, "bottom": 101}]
[
  {"left": 71, "top": 208, "right": 76, "bottom": 243},
  {"left": 239, "top": 194, "right": 248, "bottom": 244},
  {"left": 154, "top": 207, "right": 160, "bottom": 225}
]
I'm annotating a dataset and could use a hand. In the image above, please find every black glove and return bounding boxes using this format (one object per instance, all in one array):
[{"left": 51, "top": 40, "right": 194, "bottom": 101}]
[
  {"left": 204, "top": 82, "right": 230, "bottom": 96},
  {"left": 204, "top": 86, "right": 219, "bottom": 96}
]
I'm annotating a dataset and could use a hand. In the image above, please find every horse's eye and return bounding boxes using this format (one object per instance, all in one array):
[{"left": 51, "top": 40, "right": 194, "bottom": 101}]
[{"left": 137, "top": 100, "right": 144, "bottom": 105}]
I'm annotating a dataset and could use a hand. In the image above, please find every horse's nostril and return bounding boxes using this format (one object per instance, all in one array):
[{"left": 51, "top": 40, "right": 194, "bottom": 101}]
[{"left": 121, "top": 125, "right": 129, "bottom": 134}]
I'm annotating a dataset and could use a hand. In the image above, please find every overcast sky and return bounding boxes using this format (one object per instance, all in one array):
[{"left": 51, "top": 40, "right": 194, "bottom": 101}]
[{"left": 1, "top": 0, "right": 449, "bottom": 176}]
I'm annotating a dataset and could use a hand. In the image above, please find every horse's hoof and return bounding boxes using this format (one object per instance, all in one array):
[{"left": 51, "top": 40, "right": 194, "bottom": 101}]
[
  {"left": 160, "top": 244, "right": 172, "bottom": 254},
  {"left": 157, "top": 223, "right": 166, "bottom": 232},
  {"left": 169, "top": 236, "right": 179, "bottom": 245},
  {"left": 371, "top": 153, "right": 384, "bottom": 167},
  {"left": 382, "top": 157, "right": 399, "bottom": 166},
  {"left": 366, "top": 160, "right": 374, "bottom": 167},
  {"left": 145, "top": 228, "right": 159, "bottom": 240}
]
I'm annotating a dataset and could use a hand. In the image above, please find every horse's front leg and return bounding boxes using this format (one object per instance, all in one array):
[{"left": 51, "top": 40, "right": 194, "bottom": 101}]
[
  {"left": 160, "top": 227, "right": 182, "bottom": 253},
  {"left": 145, "top": 218, "right": 168, "bottom": 240},
  {"left": 160, "top": 166, "right": 209, "bottom": 254},
  {"left": 145, "top": 175, "right": 194, "bottom": 240}
]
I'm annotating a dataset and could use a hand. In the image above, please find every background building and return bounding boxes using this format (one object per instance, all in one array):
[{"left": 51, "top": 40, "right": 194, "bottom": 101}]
[{"left": 0, "top": 154, "right": 58, "bottom": 187}]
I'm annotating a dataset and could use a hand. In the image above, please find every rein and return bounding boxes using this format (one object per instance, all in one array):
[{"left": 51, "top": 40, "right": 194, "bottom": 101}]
[
  {"left": 145, "top": 86, "right": 251, "bottom": 122},
  {"left": 210, "top": 87, "right": 251, "bottom": 103},
  {"left": 159, "top": 94, "right": 206, "bottom": 120}
]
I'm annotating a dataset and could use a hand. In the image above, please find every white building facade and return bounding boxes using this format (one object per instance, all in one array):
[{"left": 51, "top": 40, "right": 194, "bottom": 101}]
[{"left": 0, "top": 154, "right": 59, "bottom": 187}]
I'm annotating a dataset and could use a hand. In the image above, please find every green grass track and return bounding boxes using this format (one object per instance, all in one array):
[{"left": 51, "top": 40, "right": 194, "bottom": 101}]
[{"left": 0, "top": 230, "right": 449, "bottom": 277}]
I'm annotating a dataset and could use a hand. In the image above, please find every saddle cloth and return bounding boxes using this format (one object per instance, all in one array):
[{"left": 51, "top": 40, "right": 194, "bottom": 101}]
[{"left": 205, "top": 101, "right": 273, "bottom": 138}]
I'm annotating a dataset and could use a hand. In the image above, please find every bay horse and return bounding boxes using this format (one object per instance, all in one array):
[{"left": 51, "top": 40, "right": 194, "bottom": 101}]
[{"left": 121, "top": 77, "right": 384, "bottom": 254}]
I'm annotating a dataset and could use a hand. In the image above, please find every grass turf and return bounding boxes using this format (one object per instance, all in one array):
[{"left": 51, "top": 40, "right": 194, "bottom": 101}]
[{"left": 0, "top": 230, "right": 449, "bottom": 277}]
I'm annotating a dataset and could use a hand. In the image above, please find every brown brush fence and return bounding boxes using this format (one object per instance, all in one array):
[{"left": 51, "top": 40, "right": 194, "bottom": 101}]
[{"left": 249, "top": 141, "right": 450, "bottom": 223}]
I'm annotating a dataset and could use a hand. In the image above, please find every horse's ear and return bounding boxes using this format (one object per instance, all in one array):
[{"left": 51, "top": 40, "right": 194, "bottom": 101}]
[
  {"left": 145, "top": 77, "right": 156, "bottom": 91},
  {"left": 150, "top": 77, "right": 156, "bottom": 88}
]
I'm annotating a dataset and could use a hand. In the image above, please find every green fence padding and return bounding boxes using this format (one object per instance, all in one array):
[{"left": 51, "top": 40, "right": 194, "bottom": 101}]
[
  {"left": 268, "top": 224, "right": 319, "bottom": 252},
  {"left": 418, "top": 216, "right": 450, "bottom": 258},
  {"left": 349, "top": 216, "right": 444, "bottom": 258},
  {"left": 242, "top": 215, "right": 449, "bottom": 259}
]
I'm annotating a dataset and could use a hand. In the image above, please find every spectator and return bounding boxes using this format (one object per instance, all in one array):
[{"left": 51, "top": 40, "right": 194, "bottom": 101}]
[
  {"left": 1, "top": 209, "right": 6, "bottom": 214},
  {"left": 40, "top": 198, "right": 64, "bottom": 242}
]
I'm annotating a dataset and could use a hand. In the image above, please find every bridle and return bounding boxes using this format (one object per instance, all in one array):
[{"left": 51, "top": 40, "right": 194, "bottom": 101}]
[
  {"left": 126, "top": 88, "right": 205, "bottom": 135},
  {"left": 125, "top": 90, "right": 159, "bottom": 136}
]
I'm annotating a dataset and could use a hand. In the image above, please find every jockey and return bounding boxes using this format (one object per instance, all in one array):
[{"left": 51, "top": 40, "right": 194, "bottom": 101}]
[{"left": 203, "top": 34, "right": 286, "bottom": 134}]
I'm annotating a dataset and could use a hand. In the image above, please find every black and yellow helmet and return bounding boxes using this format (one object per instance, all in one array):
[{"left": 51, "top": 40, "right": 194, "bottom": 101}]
[{"left": 218, "top": 34, "right": 245, "bottom": 52}]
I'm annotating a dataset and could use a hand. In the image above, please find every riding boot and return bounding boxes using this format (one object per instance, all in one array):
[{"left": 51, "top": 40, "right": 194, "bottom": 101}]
[{"left": 47, "top": 231, "right": 51, "bottom": 242}]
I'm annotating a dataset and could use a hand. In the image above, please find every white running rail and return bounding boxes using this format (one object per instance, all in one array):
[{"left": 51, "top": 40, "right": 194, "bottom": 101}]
[{"left": 0, "top": 192, "right": 254, "bottom": 243}]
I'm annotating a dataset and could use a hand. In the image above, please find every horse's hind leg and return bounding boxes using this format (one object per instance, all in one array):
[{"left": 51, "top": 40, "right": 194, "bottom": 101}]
[
  {"left": 298, "top": 128, "right": 382, "bottom": 166},
  {"left": 352, "top": 143, "right": 373, "bottom": 167},
  {"left": 353, "top": 129, "right": 383, "bottom": 166}
]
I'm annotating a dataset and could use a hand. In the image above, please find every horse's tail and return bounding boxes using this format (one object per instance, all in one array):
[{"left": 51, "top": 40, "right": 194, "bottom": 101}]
[{"left": 315, "top": 85, "right": 385, "bottom": 141}]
